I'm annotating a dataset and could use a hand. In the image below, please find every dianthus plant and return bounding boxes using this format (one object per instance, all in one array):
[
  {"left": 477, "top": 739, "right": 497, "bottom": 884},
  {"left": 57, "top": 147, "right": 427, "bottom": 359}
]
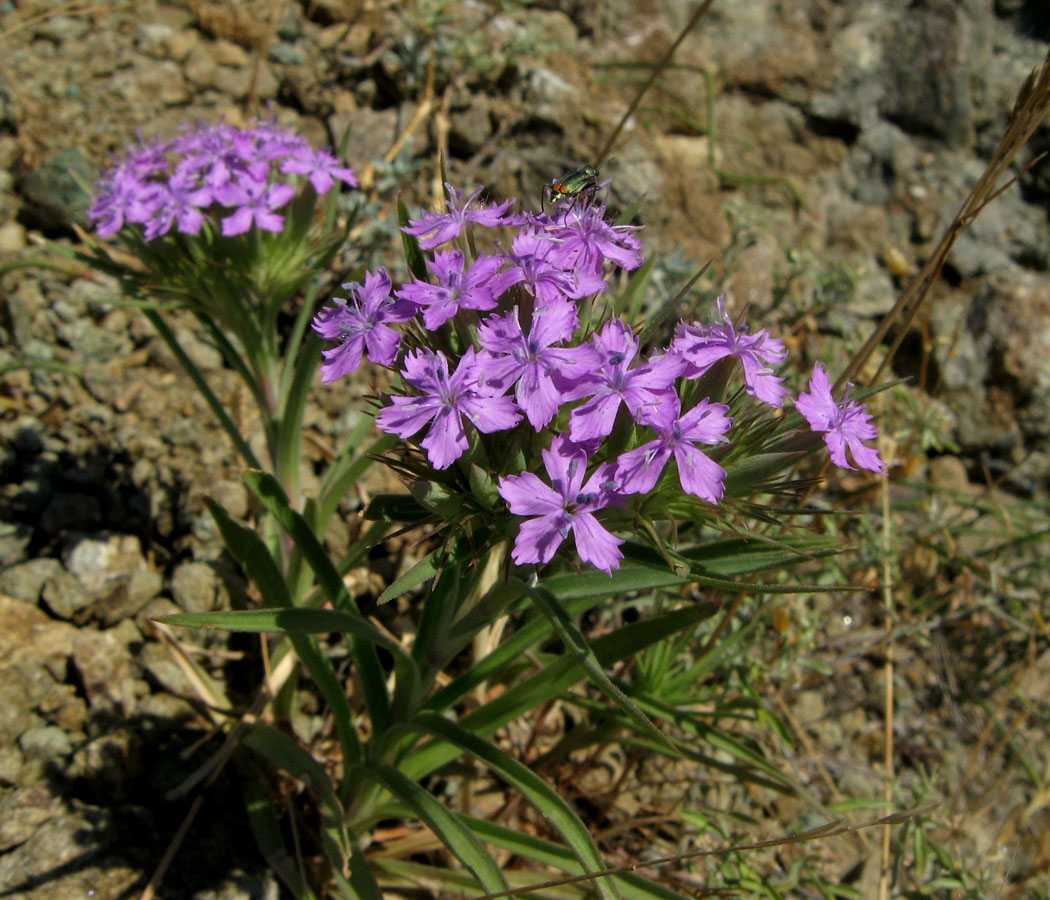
[
  {"left": 83, "top": 119, "right": 361, "bottom": 529},
  {"left": 315, "top": 181, "right": 887, "bottom": 577},
  {"left": 160, "top": 178, "right": 890, "bottom": 900}
]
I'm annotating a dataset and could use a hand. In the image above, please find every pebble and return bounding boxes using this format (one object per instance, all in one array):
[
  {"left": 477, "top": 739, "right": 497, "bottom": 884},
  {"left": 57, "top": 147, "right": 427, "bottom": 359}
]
[
  {"left": 0, "top": 221, "right": 26, "bottom": 252},
  {"left": 212, "top": 38, "right": 251, "bottom": 67}
]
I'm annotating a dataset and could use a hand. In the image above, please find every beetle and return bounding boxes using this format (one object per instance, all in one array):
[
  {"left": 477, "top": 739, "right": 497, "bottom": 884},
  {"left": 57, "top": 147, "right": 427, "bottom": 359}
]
[{"left": 545, "top": 164, "right": 600, "bottom": 209}]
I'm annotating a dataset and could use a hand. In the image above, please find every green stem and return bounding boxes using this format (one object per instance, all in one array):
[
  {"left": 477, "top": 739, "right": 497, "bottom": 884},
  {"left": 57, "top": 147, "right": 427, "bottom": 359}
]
[{"left": 143, "top": 309, "right": 262, "bottom": 470}]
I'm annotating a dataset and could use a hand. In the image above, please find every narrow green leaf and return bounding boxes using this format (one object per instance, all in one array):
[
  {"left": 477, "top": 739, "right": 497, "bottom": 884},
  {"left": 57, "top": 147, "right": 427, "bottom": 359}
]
[
  {"left": 143, "top": 308, "right": 260, "bottom": 470},
  {"left": 200, "top": 499, "right": 363, "bottom": 767},
  {"left": 362, "top": 492, "right": 432, "bottom": 523},
  {"left": 398, "top": 195, "right": 429, "bottom": 280},
  {"left": 244, "top": 469, "right": 392, "bottom": 733},
  {"left": 244, "top": 723, "right": 346, "bottom": 852},
  {"left": 464, "top": 817, "right": 689, "bottom": 900},
  {"left": 524, "top": 580, "right": 676, "bottom": 753},
  {"left": 242, "top": 772, "right": 318, "bottom": 900},
  {"left": 621, "top": 255, "right": 655, "bottom": 322},
  {"left": 405, "top": 602, "right": 718, "bottom": 780},
  {"left": 158, "top": 608, "right": 398, "bottom": 651},
  {"left": 378, "top": 549, "right": 438, "bottom": 605},
  {"left": 358, "top": 764, "right": 510, "bottom": 896},
  {"left": 204, "top": 498, "right": 291, "bottom": 608},
  {"left": 412, "top": 711, "right": 620, "bottom": 900}
]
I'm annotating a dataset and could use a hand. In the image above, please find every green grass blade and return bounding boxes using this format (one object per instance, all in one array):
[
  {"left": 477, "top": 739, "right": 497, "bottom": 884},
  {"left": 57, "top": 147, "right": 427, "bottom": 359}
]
[
  {"left": 198, "top": 499, "right": 363, "bottom": 766},
  {"left": 204, "top": 498, "right": 291, "bottom": 607},
  {"left": 405, "top": 601, "right": 718, "bottom": 780},
  {"left": 379, "top": 549, "right": 438, "bottom": 605},
  {"left": 464, "top": 818, "right": 689, "bottom": 900},
  {"left": 244, "top": 723, "right": 347, "bottom": 859},
  {"left": 242, "top": 772, "right": 319, "bottom": 900},
  {"left": 524, "top": 579, "right": 676, "bottom": 752},
  {"left": 412, "top": 711, "right": 620, "bottom": 900},
  {"left": 398, "top": 194, "right": 429, "bottom": 280},
  {"left": 244, "top": 468, "right": 391, "bottom": 733},
  {"left": 359, "top": 764, "right": 511, "bottom": 897}
]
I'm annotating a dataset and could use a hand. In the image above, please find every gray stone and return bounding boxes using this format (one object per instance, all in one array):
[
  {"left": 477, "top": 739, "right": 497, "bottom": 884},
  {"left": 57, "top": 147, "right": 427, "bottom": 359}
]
[
  {"left": 69, "top": 730, "right": 141, "bottom": 802},
  {"left": 138, "top": 640, "right": 196, "bottom": 697},
  {"left": 173, "top": 325, "right": 224, "bottom": 372},
  {"left": 0, "top": 520, "right": 31, "bottom": 566},
  {"left": 71, "top": 628, "right": 134, "bottom": 714},
  {"left": 879, "top": 1, "right": 982, "bottom": 148},
  {"left": 170, "top": 560, "right": 225, "bottom": 613},
  {"left": 269, "top": 42, "right": 305, "bottom": 66},
  {"left": 18, "top": 147, "right": 94, "bottom": 231},
  {"left": 0, "top": 785, "right": 62, "bottom": 854},
  {"left": 63, "top": 532, "right": 150, "bottom": 595},
  {"left": 40, "top": 567, "right": 93, "bottom": 619},
  {"left": 0, "top": 743, "right": 23, "bottom": 785},
  {"left": 18, "top": 725, "right": 73, "bottom": 761}
]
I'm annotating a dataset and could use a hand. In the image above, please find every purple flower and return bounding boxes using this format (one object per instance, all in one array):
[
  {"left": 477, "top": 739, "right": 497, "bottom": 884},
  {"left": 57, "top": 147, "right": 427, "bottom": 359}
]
[
  {"left": 498, "top": 435, "right": 625, "bottom": 574},
  {"left": 475, "top": 302, "right": 600, "bottom": 430},
  {"left": 401, "top": 183, "right": 515, "bottom": 250},
  {"left": 504, "top": 229, "right": 606, "bottom": 308},
  {"left": 796, "top": 364, "right": 886, "bottom": 473},
  {"left": 562, "top": 320, "right": 685, "bottom": 442},
  {"left": 218, "top": 177, "right": 297, "bottom": 236},
  {"left": 312, "top": 269, "right": 417, "bottom": 382},
  {"left": 375, "top": 348, "right": 521, "bottom": 469},
  {"left": 397, "top": 250, "right": 522, "bottom": 331},
  {"left": 89, "top": 120, "right": 356, "bottom": 243},
  {"left": 614, "top": 398, "right": 731, "bottom": 502},
  {"left": 546, "top": 203, "right": 644, "bottom": 275},
  {"left": 673, "top": 297, "right": 788, "bottom": 407},
  {"left": 281, "top": 148, "right": 357, "bottom": 194}
]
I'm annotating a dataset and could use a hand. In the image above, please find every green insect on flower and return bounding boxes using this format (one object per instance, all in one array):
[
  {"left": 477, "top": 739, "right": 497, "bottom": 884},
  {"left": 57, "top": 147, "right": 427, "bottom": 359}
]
[{"left": 546, "top": 164, "right": 600, "bottom": 206}]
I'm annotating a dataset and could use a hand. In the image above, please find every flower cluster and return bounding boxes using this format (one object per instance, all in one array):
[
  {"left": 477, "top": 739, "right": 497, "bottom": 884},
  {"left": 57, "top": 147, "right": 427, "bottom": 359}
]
[
  {"left": 88, "top": 120, "right": 357, "bottom": 241},
  {"left": 314, "top": 182, "right": 886, "bottom": 574}
]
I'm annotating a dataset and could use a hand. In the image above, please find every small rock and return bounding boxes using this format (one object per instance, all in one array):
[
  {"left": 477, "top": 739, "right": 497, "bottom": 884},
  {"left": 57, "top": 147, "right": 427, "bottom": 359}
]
[
  {"left": 307, "top": 0, "right": 361, "bottom": 25},
  {"left": 71, "top": 628, "right": 134, "bottom": 714},
  {"left": 0, "top": 554, "right": 62, "bottom": 604},
  {"left": 276, "top": 14, "right": 302, "bottom": 40},
  {"left": 269, "top": 42, "right": 305, "bottom": 66},
  {"left": 40, "top": 567, "right": 92, "bottom": 620},
  {"left": 63, "top": 532, "right": 149, "bottom": 596},
  {"left": 69, "top": 730, "right": 141, "bottom": 802},
  {"left": 166, "top": 27, "right": 200, "bottom": 61},
  {"left": 0, "top": 520, "right": 31, "bottom": 567},
  {"left": 173, "top": 326, "right": 224, "bottom": 371},
  {"left": 210, "top": 479, "right": 249, "bottom": 519},
  {"left": 214, "top": 61, "right": 279, "bottom": 100},
  {"left": 18, "top": 725, "right": 73, "bottom": 761},
  {"left": 0, "top": 785, "right": 62, "bottom": 853},
  {"left": 35, "top": 14, "right": 90, "bottom": 42},
  {"left": 212, "top": 37, "right": 251, "bottom": 67},
  {"left": 136, "top": 22, "right": 175, "bottom": 57},
  {"left": 19, "top": 147, "right": 94, "bottom": 232},
  {"left": 170, "top": 561, "right": 225, "bottom": 613},
  {"left": 0, "top": 743, "right": 23, "bottom": 786},
  {"left": 183, "top": 45, "right": 219, "bottom": 88},
  {"left": 138, "top": 640, "right": 196, "bottom": 697},
  {"left": 0, "top": 220, "right": 26, "bottom": 252}
]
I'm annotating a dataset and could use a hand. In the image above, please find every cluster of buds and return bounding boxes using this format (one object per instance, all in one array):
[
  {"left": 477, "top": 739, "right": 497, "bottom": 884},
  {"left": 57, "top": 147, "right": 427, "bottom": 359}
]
[{"left": 315, "top": 181, "right": 885, "bottom": 574}]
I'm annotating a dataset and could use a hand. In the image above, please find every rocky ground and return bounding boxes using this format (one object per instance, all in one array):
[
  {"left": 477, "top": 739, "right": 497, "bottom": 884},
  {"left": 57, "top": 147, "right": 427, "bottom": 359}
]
[{"left": 1, "top": 0, "right": 1050, "bottom": 897}]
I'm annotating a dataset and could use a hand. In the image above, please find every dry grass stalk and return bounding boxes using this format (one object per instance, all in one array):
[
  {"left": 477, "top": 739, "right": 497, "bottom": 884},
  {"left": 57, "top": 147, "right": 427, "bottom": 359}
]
[{"left": 842, "top": 44, "right": 1050, "bottom": 391}]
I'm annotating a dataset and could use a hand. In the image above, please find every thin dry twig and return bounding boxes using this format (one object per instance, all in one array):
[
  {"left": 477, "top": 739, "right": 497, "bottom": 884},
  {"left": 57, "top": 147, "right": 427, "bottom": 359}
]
[
  {"left": 475, "top": 804, "right": 939, "bottom": 900},
  {"left": 841, "top": 44, "right": 1050, "bottom": 391},
  {"left": 877, "top": 428, "right": 897, "bottom": 900},
  {"left": 594, "top": 0, "right": 716, "bottom": 166}
]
